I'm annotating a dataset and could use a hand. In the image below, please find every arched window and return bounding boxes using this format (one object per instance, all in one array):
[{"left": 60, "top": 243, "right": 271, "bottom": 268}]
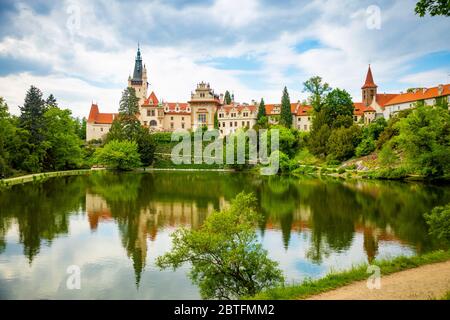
[{"left": 150, "top": 120, "right": 158, "bottom": 127}]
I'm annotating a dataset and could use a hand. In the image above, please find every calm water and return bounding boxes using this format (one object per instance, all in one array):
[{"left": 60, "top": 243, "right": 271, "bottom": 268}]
[{"left": 0, "top": 171, "right": 449, "bottom": 299}]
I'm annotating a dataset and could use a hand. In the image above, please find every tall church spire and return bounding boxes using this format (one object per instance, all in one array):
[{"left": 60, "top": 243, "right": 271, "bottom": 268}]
[
  {"left": 362, "top": 65, "right": 377, "bottom": 106},
  {"left": 132, "top": 44, "right": 143, "bottom": 83},
  {"left": 362, "top": 64, "right": 377, "bottom": 89}
]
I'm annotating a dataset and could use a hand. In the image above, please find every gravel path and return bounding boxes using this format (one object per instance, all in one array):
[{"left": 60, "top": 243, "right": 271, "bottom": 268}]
[{"left": 306, "top": 260, "right": 450, "bottom": 300}]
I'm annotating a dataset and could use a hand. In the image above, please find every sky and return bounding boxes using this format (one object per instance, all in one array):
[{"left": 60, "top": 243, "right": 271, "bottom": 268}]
[{"left": 0, "top": 0, "right": 449, "bottom": 118}]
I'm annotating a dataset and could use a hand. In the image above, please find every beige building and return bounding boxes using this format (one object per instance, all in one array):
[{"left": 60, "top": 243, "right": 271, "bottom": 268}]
[
  {"left": 86, "top": 48, "right": 448, "bottom": 141},
  {"left": 189, "top": 82, "right": 221, "bottom": 131},
  {"left": 86, "top": 103, "right": 117, "bottom": 141},
  {"left": 217, "top": 103, "right": 257, "bottom": 136},
  {"left": 162, "top": 102, "right": 192, "bottom": 131}
]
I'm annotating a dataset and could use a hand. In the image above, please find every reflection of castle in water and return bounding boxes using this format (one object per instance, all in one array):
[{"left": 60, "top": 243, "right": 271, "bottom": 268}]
[
  {"left": 85, "top": 192, "right": 225, "bottom": 285},
  {"left": 86, "top": 191, "right": 403, "bottom": 282}
]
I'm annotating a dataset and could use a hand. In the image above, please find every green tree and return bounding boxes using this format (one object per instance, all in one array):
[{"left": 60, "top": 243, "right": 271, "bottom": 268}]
[
  {"left": 45, "top": 94, "right": 58, "bottom": 108},
  {"left": 415, "top": 0, "right": 450, "bottom": 16},
  {"left": 42, "top": 107, "right": 83, "bottom": 170},
  {"left": 280, "top": 87, "right": 292, "bottom": 127},
  {"left": 0, "top": 97, "right": 15, "bottom": 177},
  {"left": 393, "top": 106, "right": 450, "bottom": 177},
  {"left": 309, "top": 123, "right": 331, "bottom": 157},
  {"left": 119, "top": 87, "right": 140, "bottom": 116},
  {"left": 224, "top": 90, "right": 232, "bottom": 105},
  {"left": 322, "top": 88, "right": 354, "bottom": 128},
  {"left": 19, "top": 86, "right": 48, "bottom": 172},
  {"left": 75, "top": 117, "right": 87, "bottom": 140},
  {"left": 270, "top": 125, "right": 299, "bottom": 157},
  {"left": 355, "top": 118, "right": 387, "bottom": 157},
  {"left": 93, "top": 140, "right": 142, "bottom": 170},
  {"left": 19, "top": 86, "right": 46, "bottom": 145},
  {"left": 214, "top": 111, "right": 219, "bottom": 129},
  {"left": 257, "top": 98, "right": 266, "bottom": 120},
  {"left": 303, "top": 76, "right": 331, "bottom": 112},
  {"left": 327, "top": 125, "right": 361, "bottom": 161},
  {"left": 424, "top": 204, "right": 450, "bottom": 243},
  {"left": 156, "top": 192, "right": 284, "bottom": 299},
  {"left": 136, "top": 127, "right": 156, "bottom": 167}
]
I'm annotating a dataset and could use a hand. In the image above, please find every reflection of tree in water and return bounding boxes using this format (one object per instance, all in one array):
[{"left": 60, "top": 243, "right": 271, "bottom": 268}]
[
  {"left": 85, "top": 171, "right": 248, "bottom": 286},
  {"left": 257, "top": 176, "right": 450, "bottom": 264},
  {"left": 0, "top": 176, "right": 86, "bottom": 263}
]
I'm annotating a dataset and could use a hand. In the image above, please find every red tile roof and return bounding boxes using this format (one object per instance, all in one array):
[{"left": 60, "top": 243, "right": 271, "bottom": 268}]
[
  {"left": 218, "top": 104, "right": 257, "bottom": 114},
  {"left": 293, "top": 104, "right": 312, "bottom": 116},
  {"left": 87, "top": 103, "right": 117, "bottom": 124},
  {"left": 143, "top": 91, "right": 159, "bottom": 105},
  {"left": 264, "top": 103, "right": 300, "bottom": 115},
  {"left": 164, "top": 102, "right": 191, "bottom": 115},
  {"left": 362, "top": 65, "right": 377, "bottom": 89},
  {"left": 384, "top": 84, "right": 450, "bottom": 106},
  {"left": 354, "top": 103, "right": 375, "bottom": 116},
  {"left": 375, "top": 93, "right": 398, "bottom": 108}
]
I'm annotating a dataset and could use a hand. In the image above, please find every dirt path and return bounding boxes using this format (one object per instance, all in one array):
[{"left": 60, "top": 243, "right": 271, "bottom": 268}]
[{"left": 307, "top": 260, "right": 450, "bottom": 300}]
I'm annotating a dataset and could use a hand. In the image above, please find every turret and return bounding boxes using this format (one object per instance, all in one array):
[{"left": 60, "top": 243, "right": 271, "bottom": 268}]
[{"left": 362, "top": 65, "right": 377, "bottom": 106}]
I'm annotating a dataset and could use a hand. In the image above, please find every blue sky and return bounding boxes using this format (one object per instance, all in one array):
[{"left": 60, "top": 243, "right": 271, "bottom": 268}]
[{"left": 0, "top": 0, "right": 449, "bottom": 117}]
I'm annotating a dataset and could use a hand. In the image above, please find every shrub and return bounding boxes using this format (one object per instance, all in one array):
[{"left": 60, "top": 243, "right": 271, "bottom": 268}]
[
  {"left": 93, "top": 140, "right": 142, "bottom": 170},
  {"left": 424, "top": 204, "right": 450, "bottom": 243}
]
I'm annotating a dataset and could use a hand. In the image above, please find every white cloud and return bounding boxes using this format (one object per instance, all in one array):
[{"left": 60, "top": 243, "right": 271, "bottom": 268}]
[
  {"left": 0, "top": 0, "right": 449, "bottom": 116},
  {"left": 0, "top": 72, "right": 120, "bottom": 118}
]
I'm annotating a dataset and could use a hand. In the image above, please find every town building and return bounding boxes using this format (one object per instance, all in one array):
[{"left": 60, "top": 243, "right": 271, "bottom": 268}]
[{"left": 86, "top": 47, "right": 449, "bottom": 141}]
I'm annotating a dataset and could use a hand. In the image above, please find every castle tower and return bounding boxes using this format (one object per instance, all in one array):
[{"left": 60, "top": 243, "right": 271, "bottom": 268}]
[
  {"left": 128, "top": 44, "right": 148, "bottom": 105},
  {"left": 189, "top": 82, "right": 220, "bottom": 130},
  {"left": 362, "top": 65, "right": 377, "bottom": 106}
]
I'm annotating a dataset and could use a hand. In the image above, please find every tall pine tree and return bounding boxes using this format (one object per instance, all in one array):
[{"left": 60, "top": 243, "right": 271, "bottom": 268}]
[
  {"left": 46, "top": 94, "right": 58, "bottom": 108},
  {"left": 119, "top": 87, "right": 140, "bottom": 116},
  {"left": 224, "top": 91, "right": 232, "bottom": 105},
  {"left": 257, "top": 98, "right": 266, "bottom": 120},
  {"left": 280, "top": 87, "right": 292, "bottom": 128},
  {"left": 19, "top": 86, "right": 46, "bottom": 145}
]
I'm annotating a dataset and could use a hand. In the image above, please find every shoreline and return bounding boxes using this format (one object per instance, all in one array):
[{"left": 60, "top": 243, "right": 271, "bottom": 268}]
[
  {"left": 248, "top": 250, "right": 450, "bottom": 300},
  {"left": 0, "top": 169, "right": 94, "bottom": 188},
  {"left": 1, "top": 165, "right": 448, "bottom": 188}
]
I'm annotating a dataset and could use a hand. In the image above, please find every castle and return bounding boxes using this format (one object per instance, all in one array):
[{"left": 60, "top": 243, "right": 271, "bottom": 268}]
[{"left": 86, "top": 46, "right": 450, "bottom": 141}]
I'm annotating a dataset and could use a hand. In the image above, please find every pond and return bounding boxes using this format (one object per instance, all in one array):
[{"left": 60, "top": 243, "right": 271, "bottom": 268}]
[{"left": 0, "top": 171, "right": 449, "bottom": 299}]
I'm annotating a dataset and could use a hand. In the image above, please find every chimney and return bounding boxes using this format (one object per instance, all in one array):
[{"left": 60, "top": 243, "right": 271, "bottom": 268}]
[
  {"left": 438, "top": 84, "right": 444, "bottom": 95},
  {"left": 422, "top": 88, "right": 427, "bottom": 94}
]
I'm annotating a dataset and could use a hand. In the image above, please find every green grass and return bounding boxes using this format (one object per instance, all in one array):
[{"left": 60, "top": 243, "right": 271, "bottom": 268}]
[
  {"left": 442, "top": 291, "right": 450, "bottom": 300},
  {"left": 248, "top": 250, "right": 450, "bottom": 300}
]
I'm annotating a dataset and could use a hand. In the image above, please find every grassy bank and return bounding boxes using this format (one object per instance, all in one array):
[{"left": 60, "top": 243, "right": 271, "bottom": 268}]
[
  {"left": 0, "top": 169, "right": 93, "bottom": 188},
  {"left": 248, "top": 250, "right": 450, "bottom": 300}
]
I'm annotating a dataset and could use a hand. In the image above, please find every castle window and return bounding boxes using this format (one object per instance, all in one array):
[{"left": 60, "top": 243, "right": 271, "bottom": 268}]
[
  {"left": 182, "top": 123, "right": 185, "bottom": 129},
  {"left": 230, "top": 122, "right": 233, "bottom": 127},
  {"left": 304, "top": 125, "right": 307, "bottom": 131},
  {"left": 235, "top": 121, "right": 237, "bottom": 127},
  {"left": 247, "top": 121, "right": 250, "bottom": 127},
  {"left": 182, "top": 117, "right": 184, "bottom": 121},
  {"left": 243, "top": 112, "right": 248, "bottom": 117},
  {"left": 242, "top": 121, "right": 245, "bottom": 126},
  {"left": 171, "top": 116, "right": 174, "bottom": 121},
  {"left": 198, "top": 114, "right": 206, "bottom": 123},
  {"left": 100, "top": 128, "right": 103, "bottom": 132},
  {"left": 170, "top": 123, "right": 174, "bottom": 129}
]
